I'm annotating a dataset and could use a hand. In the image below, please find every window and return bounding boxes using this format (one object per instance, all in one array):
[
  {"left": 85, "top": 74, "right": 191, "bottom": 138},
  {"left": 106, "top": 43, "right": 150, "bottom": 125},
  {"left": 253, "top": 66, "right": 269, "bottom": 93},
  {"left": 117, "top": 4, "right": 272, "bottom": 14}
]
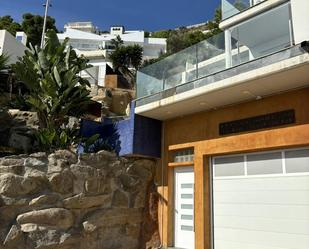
[
  {"left": 181, "top": 215, "right": 193, "bottom": 220},
  {"left": 285, "top": 149, "right": 309, "bottom": 173},
  {"left": 181, "top": 225, "right": 194, "bottom": 231},
  {"left": 213, "top": 148, "right": 309, "bottom": 179},
  {"left": 214, "top": 156, "right": 245, "bottom": 177},
  {"left": 181, "top": 183, "right": 193, "bottom": 189},
  {"left": 174, "top": 148, "right": 194, "bottom": 162},
  {"left": 181, "top": 204, "right": 193, "bottom": 209},
  {"left": 181, "top": 194, "right": 193, "bottom": 199},
  {"left": 247, "top": 152, "right": 283, "bottom": 175}
]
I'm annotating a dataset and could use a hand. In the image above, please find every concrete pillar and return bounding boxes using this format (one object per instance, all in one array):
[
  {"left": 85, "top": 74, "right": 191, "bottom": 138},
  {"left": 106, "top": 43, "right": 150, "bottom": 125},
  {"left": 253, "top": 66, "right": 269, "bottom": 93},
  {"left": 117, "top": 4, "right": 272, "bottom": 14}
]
[
  {"left": 224, "top": 29, "right": 232, "bottom": 68},
  {"left": 290, "top": 0, "right": 309, "bottom": 44}
]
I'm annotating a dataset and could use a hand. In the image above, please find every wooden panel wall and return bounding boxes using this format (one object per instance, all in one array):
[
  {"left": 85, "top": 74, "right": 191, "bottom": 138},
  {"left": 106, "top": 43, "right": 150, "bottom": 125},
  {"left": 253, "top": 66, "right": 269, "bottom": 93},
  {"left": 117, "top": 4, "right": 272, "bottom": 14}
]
[{"left": 157, "top": 88, "right": 309, "bottom": 249}]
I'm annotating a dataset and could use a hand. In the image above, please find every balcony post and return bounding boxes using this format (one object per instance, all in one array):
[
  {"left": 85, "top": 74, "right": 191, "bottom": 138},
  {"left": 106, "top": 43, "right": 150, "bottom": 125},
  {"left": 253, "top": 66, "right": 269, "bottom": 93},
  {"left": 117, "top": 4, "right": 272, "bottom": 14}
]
[{"left": 224, "top": 29, "right": 232, "bottom": 68}]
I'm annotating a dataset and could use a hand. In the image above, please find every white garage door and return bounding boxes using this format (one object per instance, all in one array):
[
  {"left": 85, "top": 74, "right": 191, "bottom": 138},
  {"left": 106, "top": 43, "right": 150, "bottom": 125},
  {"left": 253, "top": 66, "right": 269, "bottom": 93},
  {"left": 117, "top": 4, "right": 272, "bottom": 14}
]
[{"left": 212, "top": 148, "right": 309, "bottom": 249}]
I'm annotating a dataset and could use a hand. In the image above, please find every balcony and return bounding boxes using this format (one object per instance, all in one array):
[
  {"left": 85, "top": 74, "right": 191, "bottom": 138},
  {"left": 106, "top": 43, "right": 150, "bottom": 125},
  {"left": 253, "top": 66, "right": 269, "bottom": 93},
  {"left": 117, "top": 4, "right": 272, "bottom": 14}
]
[
  {"left": 135, "top": 1, "right": 309, "bottom": 120},
  {"left": 137, "top": 33, "right": 226, "bottom": 100}
]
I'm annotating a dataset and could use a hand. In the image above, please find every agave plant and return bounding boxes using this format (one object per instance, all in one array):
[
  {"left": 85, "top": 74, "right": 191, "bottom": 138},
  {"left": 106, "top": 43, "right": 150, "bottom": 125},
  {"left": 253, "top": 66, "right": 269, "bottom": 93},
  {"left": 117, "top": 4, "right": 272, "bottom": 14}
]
[{"left": 13, "top": 30, "right": 92, "bottom": 129}]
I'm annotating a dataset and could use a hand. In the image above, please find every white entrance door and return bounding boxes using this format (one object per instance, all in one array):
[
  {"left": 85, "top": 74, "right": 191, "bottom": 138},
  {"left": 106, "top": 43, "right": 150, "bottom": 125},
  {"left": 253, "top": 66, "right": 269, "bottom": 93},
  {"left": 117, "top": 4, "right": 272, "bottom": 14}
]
[
  {"left": 212, "top": 148, "right": 309, "bottom": 249},
  {"left": 174, "top": 167, "right": 195, "bottom": 249}
]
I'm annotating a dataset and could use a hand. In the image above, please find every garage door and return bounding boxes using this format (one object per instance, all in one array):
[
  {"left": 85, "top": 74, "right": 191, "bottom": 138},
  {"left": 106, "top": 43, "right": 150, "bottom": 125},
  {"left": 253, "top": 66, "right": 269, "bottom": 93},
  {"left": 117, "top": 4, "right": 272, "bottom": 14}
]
[{"left": 212, "top": 148, "right": 309, "bottom": 249}]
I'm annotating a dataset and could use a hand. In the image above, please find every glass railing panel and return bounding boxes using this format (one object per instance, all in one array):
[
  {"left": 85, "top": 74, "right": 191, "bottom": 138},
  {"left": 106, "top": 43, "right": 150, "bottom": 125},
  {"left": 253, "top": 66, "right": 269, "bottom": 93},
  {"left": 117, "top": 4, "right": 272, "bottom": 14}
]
[
  {"left": 197, "top": 33, "right": 226, "bottom": 81},
  {"left": 137, "top": 32, "right": 227, "bottom": 98},
  {"left": 222, "top": 0, "right": 267, "bottom": 20},
  {"left": 164, "top": 44, "right": 197, "bottom": 89},
  {"left": 137, "top": 42, "right": 197, "bottom": 98},
  {"left": 136, "top": 71, "right": 164, "bottom": 98},
  {"left": 230, "top": 1, "right": 292, "bottom": 65}
]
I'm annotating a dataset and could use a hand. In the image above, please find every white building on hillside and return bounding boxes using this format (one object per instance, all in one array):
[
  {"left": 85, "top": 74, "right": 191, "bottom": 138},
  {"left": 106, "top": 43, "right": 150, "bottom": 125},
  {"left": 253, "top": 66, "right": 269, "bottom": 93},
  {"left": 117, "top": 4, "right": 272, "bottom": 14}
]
[
  {"left": 64, "top": 22, "right": 97, "bottom": 34},
  {"left": 0, "top": 30, "right": 28, "bottom": 64},
  {"left": 57, "top": 22, "right": 167, "bottom": 88}
]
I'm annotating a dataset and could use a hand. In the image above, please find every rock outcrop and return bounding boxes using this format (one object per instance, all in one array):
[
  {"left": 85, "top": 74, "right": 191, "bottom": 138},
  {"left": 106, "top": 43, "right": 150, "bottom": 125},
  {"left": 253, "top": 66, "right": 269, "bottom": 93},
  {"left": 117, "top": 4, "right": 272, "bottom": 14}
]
[
  {"left": 0, "top": 150, "right": 160, "bottom": 249},
  {"left": 0, "top": 109, "right": 39, "bottom": 155}
]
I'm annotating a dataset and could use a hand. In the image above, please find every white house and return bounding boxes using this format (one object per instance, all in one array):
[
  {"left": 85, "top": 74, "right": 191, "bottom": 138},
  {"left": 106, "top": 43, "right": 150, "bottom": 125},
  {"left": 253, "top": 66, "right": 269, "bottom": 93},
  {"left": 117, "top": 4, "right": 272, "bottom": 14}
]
[
  {"left": 0, "top": 30, "right": 28, "bottom": 64},
  {"left": 57, "top": 22, "right": 167, "bottom": 88}
]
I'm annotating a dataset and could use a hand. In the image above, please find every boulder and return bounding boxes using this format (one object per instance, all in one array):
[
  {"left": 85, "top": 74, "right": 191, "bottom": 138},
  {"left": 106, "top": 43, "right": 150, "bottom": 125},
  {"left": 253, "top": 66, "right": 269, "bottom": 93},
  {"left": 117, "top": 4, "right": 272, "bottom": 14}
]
[
  {"left": 83, "top": 208, "right": 142, "bottom": 232},
  {"left": 112, "top": 190, "right": 129, "bottom": 208},
  {"left": 70, "top": 165, "right": 96, "bottom": 179},
  {"left": 29, "top": 194, "right": 61, "bottom": 206},
  {"left": 118, "top": 174, "right": 140, "bottom": 192},
  {"left": 0, "top": 165, "right": 23, "bottom": 175},
  {"left": 85, "top": 176, "right": 111, "bottom": 195},
  {"left": 48, "top": 170, "right": 73, "bottom": 194},
  {"left": 1, "top": 196, "right": 30, "bottom": 206},
  {"left": 0, "top": 158, "right": 24, "bottom": 167},
  {"left": 78, "top": 150, "right": 117, "bottom": 169},
  {"left": 47, "top": 150, "right": 76, "bottom": 174},
  {"left": 26, "top": 229, "right": 61, "bottom": 249},
  {"left": 24, "top": 157, "right": 47, "bottom": 168},
  {"left": 110, "top": 91, "right": 132, "bottom": 115},
  {"left": 127, "top": 159, "right": 156, "bottom": 182},
  {"left": 20, "top": 223, "right": 44, "bottom": 233},
  {"left": 8, "top": 132, "right": 33, "bottom": 154},
  {"left": 0, "top": 174, "right": 40, "bottom": 197},
  {"left": 70, "top": 165, "right": 97, "bottom": 194},
  {"left": 16, "top": 208, "right": 74, "bottom": 230},
  {"left": 24, "top": 157, "right": 48, "bottom": 182},
  {"left": 8, "top": 110, "right": 39, "bottom": 128},
  {"left": 3, "top": 225, "right": 25, "bottom": 248},
  {"left": 63, "top": 194, "right": 111, "bottom": 209},
  {"left": 29, "top": 152, "right": 47, "bottom": 159}
]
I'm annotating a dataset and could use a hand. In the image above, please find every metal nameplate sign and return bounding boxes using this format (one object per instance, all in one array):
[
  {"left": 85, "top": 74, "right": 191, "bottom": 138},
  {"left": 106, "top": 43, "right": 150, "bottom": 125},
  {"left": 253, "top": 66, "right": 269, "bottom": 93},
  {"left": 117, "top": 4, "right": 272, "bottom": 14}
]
[{"left": 219, "top": 109, "right": 296, "bottom": 135}]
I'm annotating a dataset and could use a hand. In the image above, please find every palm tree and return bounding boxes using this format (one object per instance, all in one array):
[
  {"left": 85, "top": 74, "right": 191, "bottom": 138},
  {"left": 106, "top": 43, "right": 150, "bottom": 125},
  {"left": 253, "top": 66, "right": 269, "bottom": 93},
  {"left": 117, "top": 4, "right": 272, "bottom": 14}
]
[
  {"left": 109, "top": 44, "right": 143, "bottom": 86},
  {"left": 110, "top": 35, "right": 124, "bottom": 49}
]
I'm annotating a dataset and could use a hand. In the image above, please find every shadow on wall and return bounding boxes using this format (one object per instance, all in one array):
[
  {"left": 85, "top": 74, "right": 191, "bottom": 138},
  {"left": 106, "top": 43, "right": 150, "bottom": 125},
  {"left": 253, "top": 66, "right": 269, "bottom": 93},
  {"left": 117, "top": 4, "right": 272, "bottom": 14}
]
[{"left": 79, "top": 102, "right": 162, "bottom": 158}]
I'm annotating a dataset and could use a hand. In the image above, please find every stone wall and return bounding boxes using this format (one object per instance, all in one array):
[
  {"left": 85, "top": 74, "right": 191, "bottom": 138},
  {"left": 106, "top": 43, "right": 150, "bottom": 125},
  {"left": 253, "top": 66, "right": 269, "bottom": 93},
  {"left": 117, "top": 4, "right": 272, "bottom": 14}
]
[{"left": 0, "top": 150, "right": 160, "bottom": 249}]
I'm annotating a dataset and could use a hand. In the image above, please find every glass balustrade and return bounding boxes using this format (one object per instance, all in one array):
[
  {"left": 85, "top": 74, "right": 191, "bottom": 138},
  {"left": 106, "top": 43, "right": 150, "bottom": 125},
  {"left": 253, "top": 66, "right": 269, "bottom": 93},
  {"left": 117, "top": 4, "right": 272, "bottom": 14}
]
[
  {"left": 222, "top": 0, "right": 267, "bottom": 20},
  {"left": 136, "top": 1, "right": 292, "bottom": 100},
  {"left": 137, "top": 32, "right": 226, "bottom": 98}
]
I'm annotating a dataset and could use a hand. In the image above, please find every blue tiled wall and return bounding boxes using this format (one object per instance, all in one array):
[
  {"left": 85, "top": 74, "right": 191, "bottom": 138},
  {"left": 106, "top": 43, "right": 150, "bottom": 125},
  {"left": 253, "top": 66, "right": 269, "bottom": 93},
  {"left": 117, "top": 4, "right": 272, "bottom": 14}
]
[{"left": 79, "top": 102, "right": 162, "bottom": 158}]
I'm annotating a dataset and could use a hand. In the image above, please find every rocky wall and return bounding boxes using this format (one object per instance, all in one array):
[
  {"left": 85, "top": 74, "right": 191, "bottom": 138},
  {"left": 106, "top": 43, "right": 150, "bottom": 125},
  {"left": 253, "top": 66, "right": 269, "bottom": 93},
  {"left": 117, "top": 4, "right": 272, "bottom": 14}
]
[{"left": 0, "top": 150, "right": 160, "bottom": 249}]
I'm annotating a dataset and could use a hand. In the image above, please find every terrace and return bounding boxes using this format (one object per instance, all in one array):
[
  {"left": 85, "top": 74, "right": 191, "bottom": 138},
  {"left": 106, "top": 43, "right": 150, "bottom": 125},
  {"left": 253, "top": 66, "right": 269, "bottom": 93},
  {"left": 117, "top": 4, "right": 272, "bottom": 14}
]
[{"left": 135, "top": 0, "right": 309, "bottom": 120}]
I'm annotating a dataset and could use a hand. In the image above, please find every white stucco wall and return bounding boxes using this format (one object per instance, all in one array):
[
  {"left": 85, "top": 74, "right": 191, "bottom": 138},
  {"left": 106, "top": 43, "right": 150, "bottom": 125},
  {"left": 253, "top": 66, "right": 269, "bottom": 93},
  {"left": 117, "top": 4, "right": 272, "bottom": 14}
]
[
  {"left": 0, "top": 32, "right": 4, "bottom": 56},
  {"left": 89, "top": 60, "right": 107, "bottom": 87},
  {"left": 0, "top": 30, "right": 28, "bottom": 64},
  {"left": 290, "top": 0, "right": 309, "bottom": 44}
]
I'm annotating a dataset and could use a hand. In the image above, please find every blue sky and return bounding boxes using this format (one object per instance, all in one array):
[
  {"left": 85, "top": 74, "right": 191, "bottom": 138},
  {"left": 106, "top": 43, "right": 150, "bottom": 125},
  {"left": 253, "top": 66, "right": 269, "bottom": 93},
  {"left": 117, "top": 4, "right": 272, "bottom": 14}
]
[{"left": 0, "top": 0, "right": 221, "bottom": 32}]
